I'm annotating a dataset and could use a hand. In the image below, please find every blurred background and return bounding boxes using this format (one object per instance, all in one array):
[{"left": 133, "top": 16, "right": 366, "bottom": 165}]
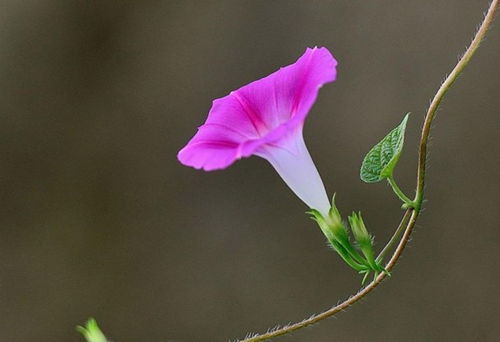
[{"left": 0, "top": 1, "right": 499, "bottom": 341}]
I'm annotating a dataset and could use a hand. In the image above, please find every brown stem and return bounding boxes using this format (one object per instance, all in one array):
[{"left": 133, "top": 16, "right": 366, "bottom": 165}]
[
  {"left": 239, "top": 210, "right": 416, "bottom": 342},
  {"left": 236, "top": 1, "right": 499, "bottom": 341},
  {"left": 416, "top": 0, "right": 499, "bottom": 205}
]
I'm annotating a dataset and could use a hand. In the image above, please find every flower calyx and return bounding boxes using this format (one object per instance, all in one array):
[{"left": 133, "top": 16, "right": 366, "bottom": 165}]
[{"left": 308, "top": 196, "right": 386, "bottom": 284}]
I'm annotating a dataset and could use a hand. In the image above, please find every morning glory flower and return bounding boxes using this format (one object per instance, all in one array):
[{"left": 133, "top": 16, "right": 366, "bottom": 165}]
[{"left": 178, "top": 47, "right": 338, "bottom": 216}]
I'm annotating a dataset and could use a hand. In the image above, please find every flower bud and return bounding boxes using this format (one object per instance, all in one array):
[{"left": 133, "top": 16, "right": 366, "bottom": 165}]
[
  {"left": 348, "top": 212, "right": 371, "bottom": 247},
  {"left": 348, "top": 212, "right": 379, "bottom": 271}
]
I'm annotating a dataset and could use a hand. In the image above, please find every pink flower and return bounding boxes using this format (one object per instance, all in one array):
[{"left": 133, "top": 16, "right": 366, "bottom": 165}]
[{"left": 178, "top": 47, "right": 338, "bottom": 216}]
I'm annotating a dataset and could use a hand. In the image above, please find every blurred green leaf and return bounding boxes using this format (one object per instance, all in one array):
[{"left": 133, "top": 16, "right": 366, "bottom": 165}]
[{"left": 77, "top": 318, "right": 107, "bottom": 342}]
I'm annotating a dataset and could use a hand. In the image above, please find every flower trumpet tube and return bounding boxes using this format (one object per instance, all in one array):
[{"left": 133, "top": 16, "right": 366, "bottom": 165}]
[{"left": 178, "top": 47, "right": 337, "bottom": 216}]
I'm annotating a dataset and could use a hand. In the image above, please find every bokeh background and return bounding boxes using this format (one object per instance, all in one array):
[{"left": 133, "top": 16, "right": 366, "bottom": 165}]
[{"left": 1, "top": 1, "right": 499, "bottom": 341}]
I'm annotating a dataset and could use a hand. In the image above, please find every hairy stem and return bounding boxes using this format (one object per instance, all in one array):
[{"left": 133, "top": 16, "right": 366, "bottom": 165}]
[
  {"left": 415, "top": 0, "right": 499, "bottom": 204},
  {"left": 236, "top": 1, "right": 499, "bottom": 341},
  {"left": 239, "top": 210, "right": 418, "bottom": 342}
]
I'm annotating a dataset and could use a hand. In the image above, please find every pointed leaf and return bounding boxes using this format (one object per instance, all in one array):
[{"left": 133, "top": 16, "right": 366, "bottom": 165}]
[{"left": 360, "top": 114, "right": 410, "bottom": 183}]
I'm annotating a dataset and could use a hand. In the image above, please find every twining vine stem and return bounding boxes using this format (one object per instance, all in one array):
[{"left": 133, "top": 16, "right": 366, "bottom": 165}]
[
  {"left": 237, "top": 1, "right": 499, "bottom": 341},
  {"left": 415, "top": 0, "right": 499, "bottom": 204}
]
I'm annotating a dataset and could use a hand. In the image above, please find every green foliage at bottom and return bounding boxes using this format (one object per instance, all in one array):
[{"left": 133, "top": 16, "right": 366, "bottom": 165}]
[{"left": 77, "top": 318, "right": 107, "bottom": 342}]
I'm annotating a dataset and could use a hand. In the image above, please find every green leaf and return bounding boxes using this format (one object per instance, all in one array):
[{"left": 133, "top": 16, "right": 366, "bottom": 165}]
[
  {"left": 77, "top": 318, "right": 107, "bottom": 342},
  {"left": 360, "top": 113, "right": 410, "bottom": 183}
]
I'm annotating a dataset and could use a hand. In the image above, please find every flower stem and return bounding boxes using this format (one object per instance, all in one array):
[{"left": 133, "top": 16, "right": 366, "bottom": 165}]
[
  {"left": 376, "top": 210, "right": 411, "bottom": 263},
  {"left": 415, "top": 0, "right": 500, "bottom": 206},
  {"left": 236, "top": 1, "right": 499, "bottom": 341},
  {"left": 238, "top": 210, "right": 419, "bottom": 342}
]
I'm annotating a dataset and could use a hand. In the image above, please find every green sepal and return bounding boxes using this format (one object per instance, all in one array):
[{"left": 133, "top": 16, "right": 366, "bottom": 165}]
[
  {"left": 360, "top": 113, "right": 410, "bottom": 183},
  {"left": 309, "top": 197, "right": 389, "bottom": 280},
  {"left": 308, "top": 203, "right": 366, "bottom": 272},
  {"left": 77, "top": 318, "right": 107, "bottom": 342},
  {"left": 308, "top": 204, "right": 349, "bottom": 249},
  {"left": 329, "top": 240, "right": 369, "bottom": 272}
]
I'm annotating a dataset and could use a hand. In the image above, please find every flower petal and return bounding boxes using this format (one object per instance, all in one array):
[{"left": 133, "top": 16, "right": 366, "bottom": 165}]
[
  {"left": 255, "top": 130, "right": 331, "bottom": 216},
  {"left": 177, "top": 123, "right": 246, "bottom": 171},
  {"left": 236, "top": 47, "right": 337, "bottom": 130},
  {"left": 177, "top": 140, "right": 239, "bottom": 171},
  {"left": 178, "top": 47, "right": 337, "bottom": 172}
]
